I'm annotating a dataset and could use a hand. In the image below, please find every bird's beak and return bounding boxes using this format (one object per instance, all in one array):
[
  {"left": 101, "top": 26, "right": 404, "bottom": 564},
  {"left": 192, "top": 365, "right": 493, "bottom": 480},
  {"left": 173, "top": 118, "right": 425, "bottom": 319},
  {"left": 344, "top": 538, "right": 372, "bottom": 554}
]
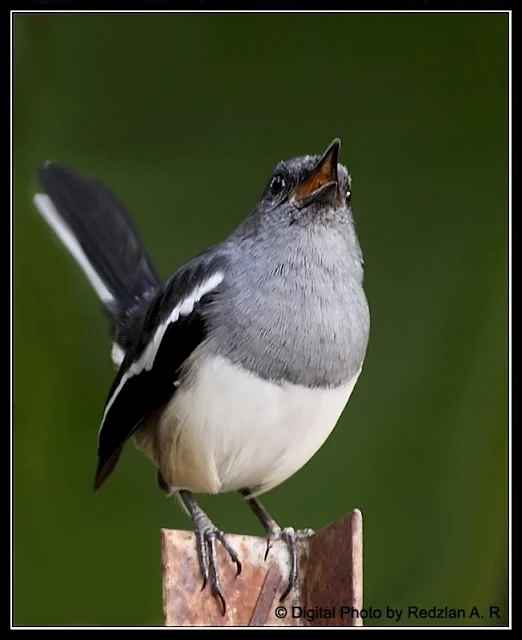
[{"left": 290, "top": 138, "right": 343, "bottom": 207}]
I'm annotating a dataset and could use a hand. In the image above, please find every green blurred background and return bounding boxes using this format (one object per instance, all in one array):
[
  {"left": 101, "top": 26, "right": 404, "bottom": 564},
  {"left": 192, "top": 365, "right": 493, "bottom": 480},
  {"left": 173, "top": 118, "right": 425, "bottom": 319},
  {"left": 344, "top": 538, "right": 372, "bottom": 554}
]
[{"left": 13, "top": 13, "right": 509, "bottom": 627}]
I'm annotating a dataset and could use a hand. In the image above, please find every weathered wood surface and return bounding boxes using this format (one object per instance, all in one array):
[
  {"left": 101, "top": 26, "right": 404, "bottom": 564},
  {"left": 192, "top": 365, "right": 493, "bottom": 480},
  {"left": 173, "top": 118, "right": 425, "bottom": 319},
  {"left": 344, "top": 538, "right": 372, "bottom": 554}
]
[{"left": 162, "top": 509, "right": 363, "bottom": 627}]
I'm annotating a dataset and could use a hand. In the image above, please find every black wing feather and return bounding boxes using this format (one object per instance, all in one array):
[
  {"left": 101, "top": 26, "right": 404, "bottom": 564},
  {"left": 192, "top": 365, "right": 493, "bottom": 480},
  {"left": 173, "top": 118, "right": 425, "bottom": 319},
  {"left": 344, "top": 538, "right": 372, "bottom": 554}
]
[{"left": 94, "top": 252, "right": 227, "bottom": 490}]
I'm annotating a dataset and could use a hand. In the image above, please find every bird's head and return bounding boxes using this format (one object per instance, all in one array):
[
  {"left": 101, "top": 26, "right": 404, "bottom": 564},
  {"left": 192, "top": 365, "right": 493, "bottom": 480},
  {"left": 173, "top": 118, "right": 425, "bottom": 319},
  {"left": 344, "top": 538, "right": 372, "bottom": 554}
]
[{"left": 254, "top": 138, "right": 352, "bottom": 229}]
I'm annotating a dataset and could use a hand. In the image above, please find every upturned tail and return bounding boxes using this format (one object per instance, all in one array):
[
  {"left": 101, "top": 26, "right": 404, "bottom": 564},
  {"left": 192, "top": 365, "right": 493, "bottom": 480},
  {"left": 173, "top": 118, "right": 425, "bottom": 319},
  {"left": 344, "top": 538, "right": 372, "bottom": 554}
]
[{"left": 33, "top": 162, "right": 162, "bottom": 362}]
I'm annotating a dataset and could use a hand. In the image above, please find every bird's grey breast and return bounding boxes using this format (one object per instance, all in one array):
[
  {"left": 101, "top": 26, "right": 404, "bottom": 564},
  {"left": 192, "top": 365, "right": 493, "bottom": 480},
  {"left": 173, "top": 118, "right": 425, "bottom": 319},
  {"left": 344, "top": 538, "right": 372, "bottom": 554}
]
[{"left": 204, "top": 225, "right": 370, "bottom": 388}]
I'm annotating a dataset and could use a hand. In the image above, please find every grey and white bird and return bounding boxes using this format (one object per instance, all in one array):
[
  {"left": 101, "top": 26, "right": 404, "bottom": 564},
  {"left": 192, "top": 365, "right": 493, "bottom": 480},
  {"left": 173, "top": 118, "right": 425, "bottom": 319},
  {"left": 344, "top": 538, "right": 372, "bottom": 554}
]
[{"left": 33, "top": 139, "right": 370, "bottom": 613}]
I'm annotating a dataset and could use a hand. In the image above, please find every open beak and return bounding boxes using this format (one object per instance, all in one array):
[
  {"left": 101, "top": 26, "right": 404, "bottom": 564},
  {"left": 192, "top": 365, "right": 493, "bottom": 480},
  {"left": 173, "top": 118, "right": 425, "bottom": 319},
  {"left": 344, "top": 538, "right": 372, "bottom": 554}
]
[{"left": 290, "top": 138, "right": 342, "bottom": 207}]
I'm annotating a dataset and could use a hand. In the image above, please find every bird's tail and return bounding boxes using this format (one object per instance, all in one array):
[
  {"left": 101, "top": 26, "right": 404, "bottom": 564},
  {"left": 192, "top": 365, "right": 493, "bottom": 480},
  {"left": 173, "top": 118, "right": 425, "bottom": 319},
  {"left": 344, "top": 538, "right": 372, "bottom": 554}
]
[{"left": 33, "top": 163, "right": 161, "bottom": 360}]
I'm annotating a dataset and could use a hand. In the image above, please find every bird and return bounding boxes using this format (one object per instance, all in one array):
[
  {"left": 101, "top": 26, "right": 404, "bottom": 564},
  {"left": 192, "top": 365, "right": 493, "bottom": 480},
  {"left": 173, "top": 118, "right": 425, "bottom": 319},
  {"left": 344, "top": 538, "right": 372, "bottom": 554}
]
[{"left": 32, "top": 138, "right": 370, "bottom": 614}]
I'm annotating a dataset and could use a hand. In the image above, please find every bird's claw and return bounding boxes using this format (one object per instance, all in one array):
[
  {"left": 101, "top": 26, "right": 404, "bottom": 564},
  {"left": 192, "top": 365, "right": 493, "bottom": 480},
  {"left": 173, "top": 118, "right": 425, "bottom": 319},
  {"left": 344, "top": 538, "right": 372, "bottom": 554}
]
[
  {"left": 264, "top": 526, "right": 314, "bottom": 601},
  {"left": 193, "top": 512, "right": 242, "bottom": 615}
]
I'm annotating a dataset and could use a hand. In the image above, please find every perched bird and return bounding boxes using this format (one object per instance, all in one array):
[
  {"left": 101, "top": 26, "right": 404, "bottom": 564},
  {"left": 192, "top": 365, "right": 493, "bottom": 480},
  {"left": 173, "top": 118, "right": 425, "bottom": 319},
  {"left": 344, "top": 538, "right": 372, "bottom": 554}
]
[{"left": 33, "top": 139, "right": 370, "bottom": 614}]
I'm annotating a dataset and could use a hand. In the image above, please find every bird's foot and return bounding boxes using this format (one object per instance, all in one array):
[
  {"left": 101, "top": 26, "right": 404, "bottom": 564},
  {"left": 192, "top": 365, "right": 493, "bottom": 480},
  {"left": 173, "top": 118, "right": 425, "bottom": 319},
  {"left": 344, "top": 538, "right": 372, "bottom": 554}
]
[
  {"left": 265, "top": 526, "right": 315, "bottom": 601},
  {"left": 193, "top": 511, "right": 242, "bottom": 615},
  {"left": 180, "top": 490, "right": 241, "bottom": 615},
  {"left": 239, "top": 490, "right": 314, "bottom": 602}
]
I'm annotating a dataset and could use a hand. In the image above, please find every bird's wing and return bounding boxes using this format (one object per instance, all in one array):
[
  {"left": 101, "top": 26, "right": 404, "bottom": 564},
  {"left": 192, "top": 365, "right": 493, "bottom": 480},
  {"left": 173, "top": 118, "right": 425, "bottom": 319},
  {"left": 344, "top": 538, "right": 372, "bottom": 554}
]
[{"left": 94, "top": 251, "right": 228, "bottom": 490}]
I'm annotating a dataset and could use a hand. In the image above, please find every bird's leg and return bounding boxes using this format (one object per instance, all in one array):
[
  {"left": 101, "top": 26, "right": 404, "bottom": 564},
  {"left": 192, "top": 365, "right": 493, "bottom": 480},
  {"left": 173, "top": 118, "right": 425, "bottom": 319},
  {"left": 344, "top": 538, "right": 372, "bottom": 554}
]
[
  {"left": 240, "top": 489, "right": 314, "bottom": 601},
  {"left": 179, "top": 490, "right": 242, "bottom": 615}
]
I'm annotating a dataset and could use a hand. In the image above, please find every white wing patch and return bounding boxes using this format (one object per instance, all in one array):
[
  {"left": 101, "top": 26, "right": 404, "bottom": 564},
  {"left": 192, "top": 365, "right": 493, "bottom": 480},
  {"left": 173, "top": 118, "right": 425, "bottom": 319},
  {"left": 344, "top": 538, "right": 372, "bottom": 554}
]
[
  {"left": 111, "top": 343, "right": 125, "bottom": 367},
  {"left": 98, "top": 272, "right": 225, "bottom": 438},
  {"left": 33, "top": 194, "right": 115, "bottom": 305}
]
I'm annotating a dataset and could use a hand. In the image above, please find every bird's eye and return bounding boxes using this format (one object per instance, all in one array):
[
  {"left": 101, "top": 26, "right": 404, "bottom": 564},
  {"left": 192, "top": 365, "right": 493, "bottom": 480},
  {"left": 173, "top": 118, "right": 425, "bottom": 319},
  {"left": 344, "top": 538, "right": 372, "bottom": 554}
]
[
  {"left": 269, "top": 174, "right": 286, "bottom": 196},
  {"left": 345, "top": 190, "right": 352, "bottom": 206}
]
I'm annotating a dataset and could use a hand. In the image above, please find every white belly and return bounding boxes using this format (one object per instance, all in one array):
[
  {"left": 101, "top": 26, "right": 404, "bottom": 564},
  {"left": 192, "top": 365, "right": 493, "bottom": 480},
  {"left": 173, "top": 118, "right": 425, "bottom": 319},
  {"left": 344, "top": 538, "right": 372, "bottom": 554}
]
[{"left": 155, "top": 354, "right": 361, "bottom": 495}]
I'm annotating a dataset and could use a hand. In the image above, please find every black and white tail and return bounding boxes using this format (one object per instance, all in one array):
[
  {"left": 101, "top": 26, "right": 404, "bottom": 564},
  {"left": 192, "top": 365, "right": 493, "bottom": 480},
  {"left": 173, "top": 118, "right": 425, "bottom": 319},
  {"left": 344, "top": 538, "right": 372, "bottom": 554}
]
[{"left": 33, "top": 163, "right": 161, "bottom": 364}]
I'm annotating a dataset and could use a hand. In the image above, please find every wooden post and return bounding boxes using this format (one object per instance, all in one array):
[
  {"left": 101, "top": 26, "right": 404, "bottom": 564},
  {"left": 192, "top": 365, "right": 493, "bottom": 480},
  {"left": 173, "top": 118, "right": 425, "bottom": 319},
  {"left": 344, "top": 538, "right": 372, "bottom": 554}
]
[{"left": 161, "top": 509, "right": 363, "bottom": 627}]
